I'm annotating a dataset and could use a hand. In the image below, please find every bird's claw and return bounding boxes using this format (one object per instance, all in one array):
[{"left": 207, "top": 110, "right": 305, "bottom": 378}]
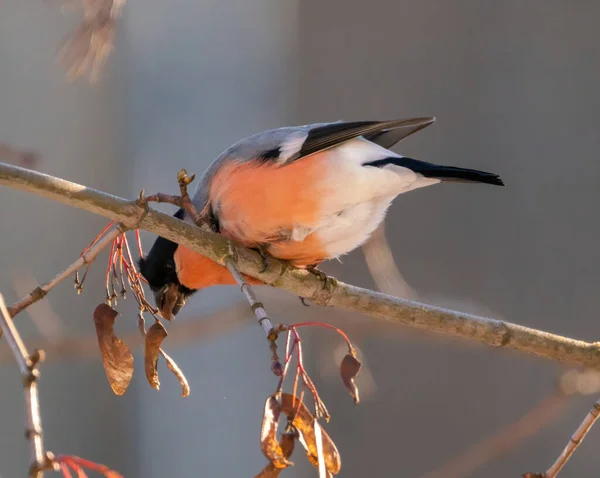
[
  {"left": 254, "top": 246, "right": 272, "bottom": 274},
  {"left": 306, "top": 264, "right": 335, "bottom": 290}
]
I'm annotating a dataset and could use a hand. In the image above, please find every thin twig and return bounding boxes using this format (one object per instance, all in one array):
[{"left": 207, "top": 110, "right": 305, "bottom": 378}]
[
  {"left": 536, "top": 400, "right": 600, "bottom": 478},
  {"left": 176, "top": 169, "right": 204, "bottom": 226},
  {"left": 226, "top": 257, "right": 275, "bottom": 338},
  {"left": 0, "top": 294, "right": 57, "bottom": 478},
  {"left": 7, "top": 226, "right": 123, "bottom": 319},
  {"left": 226, "top": 256, "right": 282, "bottom": 375},
  {"left": 12, "top": 270, "right": 68, "bottom": 343},
  {"left": 2, "top": 161, "right": 600, "bottom": 370}
]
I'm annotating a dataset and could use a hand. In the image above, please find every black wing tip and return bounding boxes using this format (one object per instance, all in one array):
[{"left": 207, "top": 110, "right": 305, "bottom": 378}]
[
  {"left": 442, "top": 172, "right": 505, "bottom": 186},
  {"left": 476, "top": 172, "right": 504, "bottom": 186},
  {"left": 491, "top": 175, "right": 505, "bottom": 186}
]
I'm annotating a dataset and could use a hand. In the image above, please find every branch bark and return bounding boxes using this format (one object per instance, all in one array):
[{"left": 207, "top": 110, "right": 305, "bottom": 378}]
[
  {"left": 2, "top": 161, "right": 600, "bottom": 370},
  {"left": 0, "top": 294, "right": 57, "bottom": 477}
]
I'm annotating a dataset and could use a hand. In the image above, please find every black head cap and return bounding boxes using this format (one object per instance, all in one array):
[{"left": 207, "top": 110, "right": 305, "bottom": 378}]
[{"left": 138, "top": 208, "right": 197, "bottom": 319}]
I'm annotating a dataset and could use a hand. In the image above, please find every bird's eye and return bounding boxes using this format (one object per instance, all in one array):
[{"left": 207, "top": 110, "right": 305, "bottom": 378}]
[{"left": 165, "top": 261, "right": 174, "bottom": 271}]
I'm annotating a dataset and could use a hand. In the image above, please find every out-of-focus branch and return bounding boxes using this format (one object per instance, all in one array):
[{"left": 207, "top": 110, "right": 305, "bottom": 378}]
[
  {"left": 0, "top": 294, "right": 58, "bottom": 478},
  {"left": 56, "top": 0, "right": 125, "bottom": 82},
  {"left": 0, "top": 302, "right": 250, "bottom": 364},
  {"left": 2, "top": 161, "right": 600, "bottom": 370},
  {"left": 423, "top": 370, "right": 600, "bottom": 478},
  {"left": 0, "top": 144, "right": 39, "bottom": 169},
  {"left": 422, "top": 391, "right": 569, "bottom": 478},
  {"left": 364, "top": 223, "right": 597, "bottom": 478},
  {"left": 362, "top": 223, "right": 417, "bottom": 299}
]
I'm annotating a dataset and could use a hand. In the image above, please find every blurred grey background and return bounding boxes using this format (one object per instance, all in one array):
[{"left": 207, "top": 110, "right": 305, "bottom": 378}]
[{"left": 1, "top": 0, "right": 600, "bottom": 477}]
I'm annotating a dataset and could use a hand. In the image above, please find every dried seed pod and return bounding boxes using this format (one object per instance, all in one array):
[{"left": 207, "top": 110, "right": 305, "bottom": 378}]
[
  {"left": 260, "top": 395, "right": 293, "bottom": 469},
  {"left": 280, "top": 393, "right": 341, "bottom": 475},
  {"left": 340, "top": 351, "right": 362, "bottom": 404},
  {"left": 144, "top": 321, "right": 167, "bottom": 390},
  {"left": 161, "top": 349, "right": 190, "bottom": 397},
  {"left": 92, "top": 304, "right": 134, "bottom": 395},
  {"left": 255, "top": 426, "right": 297, "bottom": 478}
]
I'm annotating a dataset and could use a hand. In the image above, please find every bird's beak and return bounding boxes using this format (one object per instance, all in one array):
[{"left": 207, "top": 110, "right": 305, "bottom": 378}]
[{"left": 154, "top": 283, "right": 186, "bottom": 320}]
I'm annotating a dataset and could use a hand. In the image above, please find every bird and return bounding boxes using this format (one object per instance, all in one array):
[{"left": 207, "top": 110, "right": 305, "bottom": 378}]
[{"left": 138, "top": 117, "right": 503, "bottom": 318}]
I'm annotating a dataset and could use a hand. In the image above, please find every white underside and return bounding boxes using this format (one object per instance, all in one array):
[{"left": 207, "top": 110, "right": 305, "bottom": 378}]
[{"left": 294, "top": 138, "right": 441, "bottom": 259}]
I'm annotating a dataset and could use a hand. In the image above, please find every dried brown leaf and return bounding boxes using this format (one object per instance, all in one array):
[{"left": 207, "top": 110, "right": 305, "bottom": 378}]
[
  {"left": 260, "top": 395, "right": 293, "bottom": 470},
  {"left": 340, "top": 351, "right": 361, "bottom": 404},
  {"left": 279, "top": 431, "right": 296, "bottom": 462},
  {"left": 144, "top": 321, "right": 167, "bottom": 390},
  {"left": 280, "top": 393, "right": 341, "bottom": 475},
  {"left": 255, "top": 429, "right": 297, "bottom": 478},
  {"left": 159, "top": 283, "right": 180, "bottom": 320},
  {"left": 160, "top": 349, "right": 191, "bottom": 397},
  {"left": 92, "top": 303, "right": 134, "bottom": 395}
]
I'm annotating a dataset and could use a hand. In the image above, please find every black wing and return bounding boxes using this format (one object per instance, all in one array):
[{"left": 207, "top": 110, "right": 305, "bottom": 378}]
[{"left": 288, "top": 117, "right": 435, "bottom": 162}]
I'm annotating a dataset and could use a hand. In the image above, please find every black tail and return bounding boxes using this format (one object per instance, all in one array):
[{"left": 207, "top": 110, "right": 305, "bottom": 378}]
[{"left": 364, "top": 157, "right": 504, "bottom": 186}]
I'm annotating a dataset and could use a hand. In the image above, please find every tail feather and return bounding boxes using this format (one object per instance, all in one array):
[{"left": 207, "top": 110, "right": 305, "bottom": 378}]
[{"left": 364, "top": 156, "right": 504, "bottom": 186}]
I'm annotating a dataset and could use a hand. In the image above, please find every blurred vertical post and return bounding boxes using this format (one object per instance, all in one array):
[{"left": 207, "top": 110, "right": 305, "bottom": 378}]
[
  {"left": 0, "top": 0, "right": 128, "bottom": 476},
  {"left": 119, "top": 0, "right": 299, "bottom": 476}
]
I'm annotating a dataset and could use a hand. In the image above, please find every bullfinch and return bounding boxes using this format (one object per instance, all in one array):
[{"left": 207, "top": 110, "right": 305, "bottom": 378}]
[{"left": 138, "top": 117, "right": 503, "bottom": 318}]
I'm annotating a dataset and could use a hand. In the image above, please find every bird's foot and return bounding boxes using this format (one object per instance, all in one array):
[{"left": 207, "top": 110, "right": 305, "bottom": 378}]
[
  {"left": 252, "top": 245, "right": 272, "bottom": 274},
  {"left": 306, "top": 264, "right": 336, "bottom": 291}
]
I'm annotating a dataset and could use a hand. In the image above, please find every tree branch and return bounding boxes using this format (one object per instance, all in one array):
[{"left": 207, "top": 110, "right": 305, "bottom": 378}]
[
  {"left": 0, "top": 294, "right": 57, "bottom": 477},
  {"left": 1, "top": 161, "right": 600, "bottom": 370}
]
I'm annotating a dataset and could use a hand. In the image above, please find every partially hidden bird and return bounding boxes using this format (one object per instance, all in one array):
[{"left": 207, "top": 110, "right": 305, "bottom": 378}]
[{"left": 138, "top": 117, "right": 503, "bottom": 318}]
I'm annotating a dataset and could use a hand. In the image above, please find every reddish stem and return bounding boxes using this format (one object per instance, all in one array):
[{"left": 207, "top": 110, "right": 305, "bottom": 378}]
[
  {"left": 135, "top": 229, "right": 144, "bottom": 257},
  {"left": 291, "top": 327, "right": 329, "bottom": 419},
  {"left": 80, "top": 220, "right": 115, "bottom": 257},
  {"left": 104, "top": 239, "right": 116, "bottom": 300},
  {"left": 291, "top": 321, "right": 354, "bottom": 352},
  {"left": 59, "top": 462, "right": 74, "bottom": 478},
  {"left": 57, "top": 455, "right": 123, "bottom": 478}
]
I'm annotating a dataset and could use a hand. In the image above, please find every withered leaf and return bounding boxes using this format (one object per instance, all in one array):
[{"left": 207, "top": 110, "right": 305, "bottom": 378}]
[
  {"left": 340, "top": 352, "right": 362, "bottom": 404},
  {"left": 280, "top": 393, "right": 341, "bottom": 475},
  {"left": 160, "top": 349, "right": 191, "bottom": 397},
  {"left": 260, "top": 395, "right": 293, "bottom": 470},
  {"left": 145, "top": 321, "right": 167, "bottom": 390},
  {"left": 93, "top": 303, "right": 134, "bottom": 395},
  {"left": 255, "top": 429, "right": 296, "bottom": 478},
  {"left": 159, "top": 283, "right": 180, "bottom": 320},
  {"left": 279, "top": 431, "right": 296, "bottom": 463}
]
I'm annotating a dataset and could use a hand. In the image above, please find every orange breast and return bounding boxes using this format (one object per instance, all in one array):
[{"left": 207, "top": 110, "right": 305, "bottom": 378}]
[
  {"left": 209, "top": 157, "right": 330, "bottom": 266},
  {"left": 174, "top": 245, "right": 263, "bottom": 290}
]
